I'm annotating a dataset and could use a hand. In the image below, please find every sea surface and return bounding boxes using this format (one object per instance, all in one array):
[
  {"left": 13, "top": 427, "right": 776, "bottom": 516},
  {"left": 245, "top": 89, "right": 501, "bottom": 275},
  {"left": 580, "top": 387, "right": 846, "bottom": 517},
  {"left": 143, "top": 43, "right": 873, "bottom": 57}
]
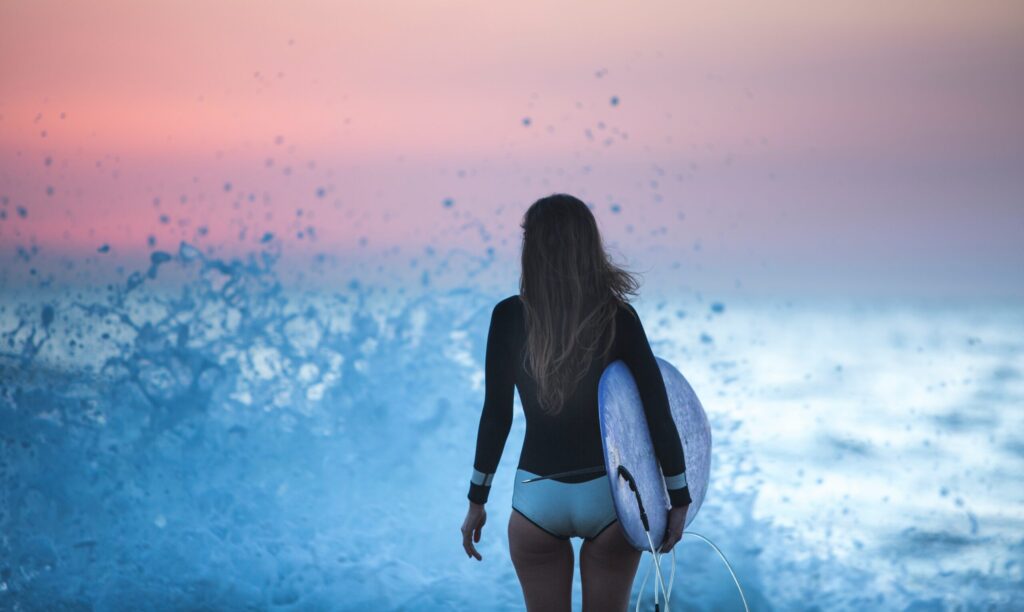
[{"left": 1, "top": 244, "right": 1021, "bottom": 611}]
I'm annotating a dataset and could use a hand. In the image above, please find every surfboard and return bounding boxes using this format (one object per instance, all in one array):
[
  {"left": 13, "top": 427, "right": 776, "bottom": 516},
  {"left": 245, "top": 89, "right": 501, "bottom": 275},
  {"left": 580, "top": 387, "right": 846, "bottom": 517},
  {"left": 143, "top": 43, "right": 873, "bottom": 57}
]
[{"left": 597, "top": 357, "right": 712, "bottom": 552}]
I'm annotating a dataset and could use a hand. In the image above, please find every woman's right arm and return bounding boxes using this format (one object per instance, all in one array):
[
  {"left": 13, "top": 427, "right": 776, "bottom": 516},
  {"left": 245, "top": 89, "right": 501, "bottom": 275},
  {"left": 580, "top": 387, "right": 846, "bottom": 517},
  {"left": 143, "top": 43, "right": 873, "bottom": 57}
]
[
  {"left": 466, "top": 298, "right": 516, "bottom": 505},
  {"left": 619, "top": 302, "right": 692, "bottom": 507}
]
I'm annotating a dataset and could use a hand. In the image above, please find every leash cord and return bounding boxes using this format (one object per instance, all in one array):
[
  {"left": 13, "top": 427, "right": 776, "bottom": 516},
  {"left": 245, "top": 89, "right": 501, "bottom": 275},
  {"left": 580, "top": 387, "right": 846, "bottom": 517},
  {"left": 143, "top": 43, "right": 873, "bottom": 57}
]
[
  {"left": 634, "top": 529, "right": 751, "bottom": 612},
  {"left": 616, "top": 465, "right": 748, "bottom": 612}
]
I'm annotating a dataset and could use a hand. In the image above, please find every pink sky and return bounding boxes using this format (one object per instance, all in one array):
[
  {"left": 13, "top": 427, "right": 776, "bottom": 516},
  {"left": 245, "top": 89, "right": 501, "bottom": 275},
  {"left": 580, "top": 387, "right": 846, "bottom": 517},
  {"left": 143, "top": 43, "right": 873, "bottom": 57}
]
[{"left": 1, "top": 0, "right": 1022, "bottom": 296}]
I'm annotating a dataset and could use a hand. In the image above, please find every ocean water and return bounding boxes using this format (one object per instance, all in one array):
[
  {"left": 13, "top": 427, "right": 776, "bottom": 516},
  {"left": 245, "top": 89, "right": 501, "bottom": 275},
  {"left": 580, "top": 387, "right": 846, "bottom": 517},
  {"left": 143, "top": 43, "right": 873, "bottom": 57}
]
[{"left": 1, "top": 243, "right": 1021, "bottom": 611}]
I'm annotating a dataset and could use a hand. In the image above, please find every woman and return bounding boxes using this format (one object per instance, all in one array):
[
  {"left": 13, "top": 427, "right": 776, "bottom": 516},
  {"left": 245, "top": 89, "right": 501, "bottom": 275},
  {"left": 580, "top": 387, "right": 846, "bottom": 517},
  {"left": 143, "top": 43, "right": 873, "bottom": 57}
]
[{"left": 460, "top": 193, "right": 691, "bottom": 611}]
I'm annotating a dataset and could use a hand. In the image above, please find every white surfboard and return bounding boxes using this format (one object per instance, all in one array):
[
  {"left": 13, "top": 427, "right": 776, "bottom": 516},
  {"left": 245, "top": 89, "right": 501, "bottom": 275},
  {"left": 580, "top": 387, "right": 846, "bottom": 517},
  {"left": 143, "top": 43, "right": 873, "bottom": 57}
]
[{"left": 597, "top": 357, "right": 712, "bottom": 551}]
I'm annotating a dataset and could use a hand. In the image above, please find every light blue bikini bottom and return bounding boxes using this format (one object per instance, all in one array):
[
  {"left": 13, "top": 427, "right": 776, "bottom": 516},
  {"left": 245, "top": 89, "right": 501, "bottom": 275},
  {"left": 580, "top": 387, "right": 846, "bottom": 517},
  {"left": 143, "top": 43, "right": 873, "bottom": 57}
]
[{"left": 511, "top": 468, "right": 618, "bottom": 541}]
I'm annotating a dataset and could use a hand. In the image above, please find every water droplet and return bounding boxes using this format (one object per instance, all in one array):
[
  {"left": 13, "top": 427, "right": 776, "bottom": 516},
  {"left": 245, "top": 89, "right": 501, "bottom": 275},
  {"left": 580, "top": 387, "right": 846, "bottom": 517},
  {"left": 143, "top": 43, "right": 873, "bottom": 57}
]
[{"left": 41, "top": 305, "right": 55, "bottom": 328}]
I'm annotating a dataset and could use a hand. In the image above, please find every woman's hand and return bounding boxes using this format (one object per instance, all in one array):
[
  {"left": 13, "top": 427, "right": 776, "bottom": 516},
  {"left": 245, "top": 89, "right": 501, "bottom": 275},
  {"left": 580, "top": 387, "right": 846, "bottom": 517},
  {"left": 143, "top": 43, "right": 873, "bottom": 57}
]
[
  {"left": 659, "top": 504, "right": 689, "bottom": 554},
  {"left": 461, "top": 501, "right": 487, "bottom": 561}
]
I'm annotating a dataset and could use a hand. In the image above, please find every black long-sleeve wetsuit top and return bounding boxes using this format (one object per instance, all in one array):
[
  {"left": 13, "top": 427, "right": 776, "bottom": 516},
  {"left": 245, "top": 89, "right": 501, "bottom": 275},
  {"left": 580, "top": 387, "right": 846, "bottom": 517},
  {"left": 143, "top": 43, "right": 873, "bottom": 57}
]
[{"left": 468, "top": 295, "right": 692, "bottom": 508}]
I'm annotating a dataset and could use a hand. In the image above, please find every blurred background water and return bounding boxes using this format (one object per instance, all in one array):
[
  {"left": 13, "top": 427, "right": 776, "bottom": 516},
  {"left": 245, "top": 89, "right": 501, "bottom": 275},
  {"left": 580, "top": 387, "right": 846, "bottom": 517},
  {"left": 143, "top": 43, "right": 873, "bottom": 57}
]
[
  {"left": 2, "top": 1, "right": 1023, "bottom": 610},
  {"left": 1, "top": 246, "right": 1021, "bottom": 610}
]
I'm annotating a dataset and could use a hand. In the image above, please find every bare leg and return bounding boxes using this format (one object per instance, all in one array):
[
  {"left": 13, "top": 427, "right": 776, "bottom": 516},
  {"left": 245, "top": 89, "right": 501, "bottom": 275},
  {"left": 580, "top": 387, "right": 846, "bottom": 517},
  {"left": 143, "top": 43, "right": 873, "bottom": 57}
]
[
  {"left": 580, "top": 521, "right": 642, "bottom": 612},
  {"left": 508, "top": 510, "right": 575, "bottom": 612}
]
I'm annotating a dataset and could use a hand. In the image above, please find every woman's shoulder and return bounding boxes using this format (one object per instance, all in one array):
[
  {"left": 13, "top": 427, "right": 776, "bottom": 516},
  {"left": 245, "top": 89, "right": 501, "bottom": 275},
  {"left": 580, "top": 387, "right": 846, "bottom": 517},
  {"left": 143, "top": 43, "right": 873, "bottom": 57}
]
[
  {"left": 615, "top": 298, "right": 639, "bottom": 317},
  {"left": 497, "top": 294, "right": 522, "bottom": 308},
  {"left": 493, "top": 294, "right": 522, "bottom": 319},
  {"left": 613, "top": 300, "right": 643, "bottom": 334}
]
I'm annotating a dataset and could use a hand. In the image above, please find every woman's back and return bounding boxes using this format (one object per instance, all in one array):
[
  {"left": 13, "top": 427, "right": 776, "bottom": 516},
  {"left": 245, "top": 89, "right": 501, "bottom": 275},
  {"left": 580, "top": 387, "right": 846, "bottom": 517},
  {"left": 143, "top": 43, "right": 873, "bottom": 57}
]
[{"left": 467, "top": 294, "right": 690, "bottom": 506}]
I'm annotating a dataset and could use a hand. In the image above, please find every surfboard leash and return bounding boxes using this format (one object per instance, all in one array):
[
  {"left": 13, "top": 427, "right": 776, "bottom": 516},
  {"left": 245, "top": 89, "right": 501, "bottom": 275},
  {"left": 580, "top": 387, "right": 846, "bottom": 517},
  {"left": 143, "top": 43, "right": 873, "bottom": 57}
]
[
  {"left": 617, "top": 465, "right": 673, "bottom": 611},
  {"left": 676, "top": 531, "right": 750, "bottom": 612},
  {"left": 617, "top": 465, "right": 750, "bottom": 612}
]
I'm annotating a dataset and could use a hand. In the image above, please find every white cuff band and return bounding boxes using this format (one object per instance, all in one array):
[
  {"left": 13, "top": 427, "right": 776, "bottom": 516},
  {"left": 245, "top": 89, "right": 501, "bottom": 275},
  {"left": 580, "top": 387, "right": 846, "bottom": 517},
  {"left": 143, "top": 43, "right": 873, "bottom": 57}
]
[
  {"left": 665, "top": 471, "right": 687, "bottom": 490},
  {"left": 471, "top": 468, "right": 494, "bottom": 487}
]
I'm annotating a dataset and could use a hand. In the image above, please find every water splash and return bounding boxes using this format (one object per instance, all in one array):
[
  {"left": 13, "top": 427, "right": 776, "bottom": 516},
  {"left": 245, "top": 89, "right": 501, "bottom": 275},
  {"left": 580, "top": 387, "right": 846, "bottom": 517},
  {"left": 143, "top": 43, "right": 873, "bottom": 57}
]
[{"left": 1, "top": 243, "right": 1021, "bottom": 610}]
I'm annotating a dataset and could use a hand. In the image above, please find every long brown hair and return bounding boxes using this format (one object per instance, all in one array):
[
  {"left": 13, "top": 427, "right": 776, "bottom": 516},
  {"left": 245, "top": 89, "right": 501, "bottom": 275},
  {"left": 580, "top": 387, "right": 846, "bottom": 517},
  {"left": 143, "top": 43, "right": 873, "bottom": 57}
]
[{"left": 518, "top": 193, "right": 642, "bottom": 416}]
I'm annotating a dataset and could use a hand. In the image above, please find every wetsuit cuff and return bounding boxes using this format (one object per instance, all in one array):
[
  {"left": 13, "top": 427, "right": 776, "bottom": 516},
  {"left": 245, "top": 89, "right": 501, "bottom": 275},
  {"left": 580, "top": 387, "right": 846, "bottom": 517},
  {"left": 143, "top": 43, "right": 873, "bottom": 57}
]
[
  {"left": 468, "top": 483, "right": 490, "bottom": 505},
  {"left": 668, "top": 486, "right": 692, "bottom": 508},
  {"left": 468, "top": 468, "right": 495, "bottom": 504},
  {"left": 664, "top": 469, "right": 691, "bottom": 507}
]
